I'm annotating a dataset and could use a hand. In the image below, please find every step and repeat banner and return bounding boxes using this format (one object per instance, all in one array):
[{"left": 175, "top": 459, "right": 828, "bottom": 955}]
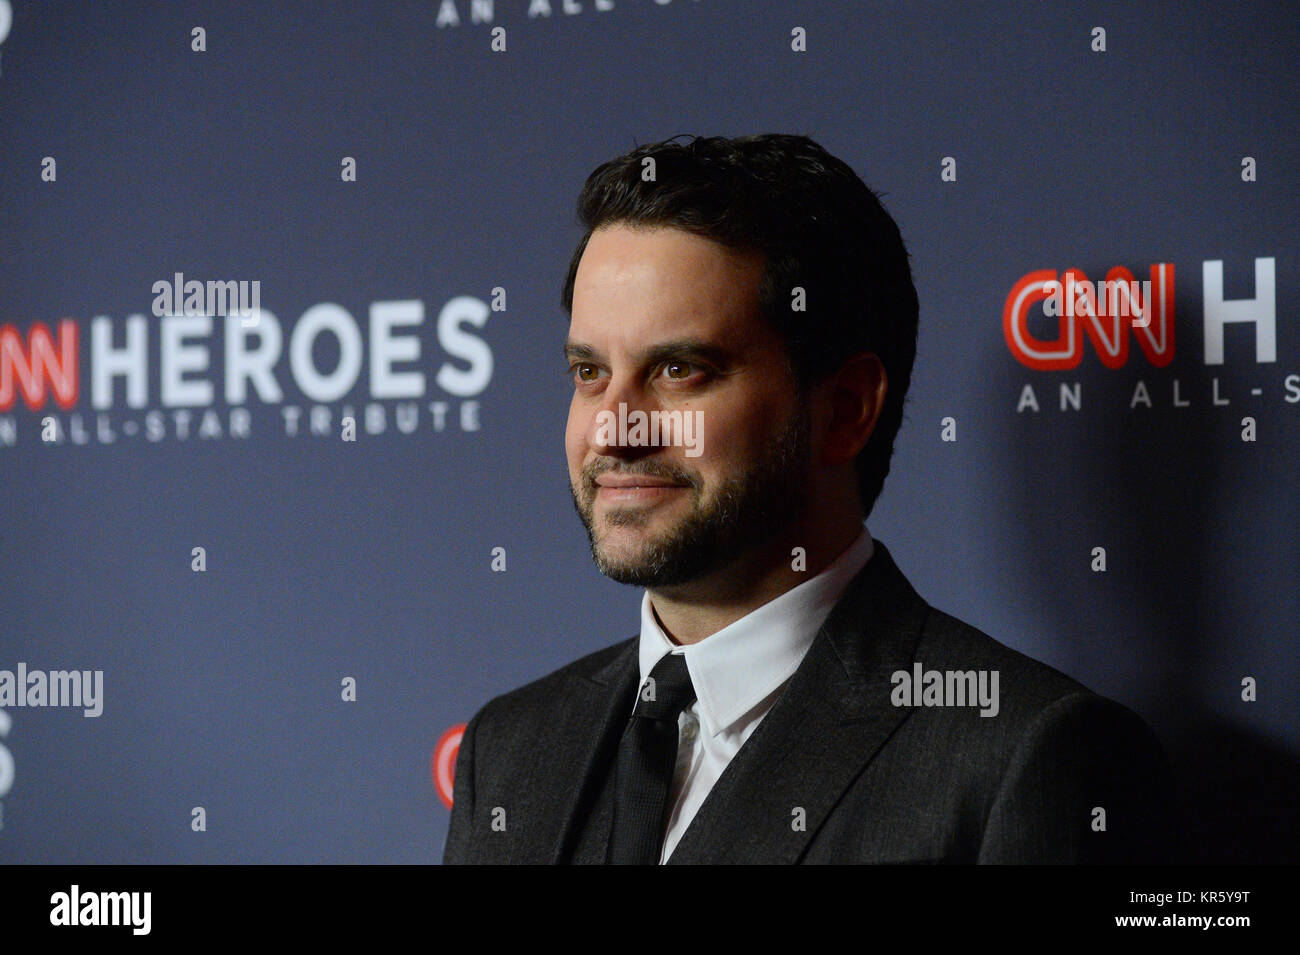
[{"left": 1, "top": 1, "right": 1296, "bottom": 863}]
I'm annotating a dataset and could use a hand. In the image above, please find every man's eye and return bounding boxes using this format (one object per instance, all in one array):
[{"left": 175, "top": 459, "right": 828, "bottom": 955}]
[
  {"left": 663, "top": 361, "right": 695, "bottom": 380},
  {"left": 572, "top": 363, "right": 600, "bottom": 382}
]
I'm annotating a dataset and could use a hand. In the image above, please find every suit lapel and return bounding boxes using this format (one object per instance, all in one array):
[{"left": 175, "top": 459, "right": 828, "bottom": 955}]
[
  {"left": 666, "top": 540, "right": 929, "bottom": 864},
  {"left": 509, "top": 640, "right": 639, "bottom": 863}
]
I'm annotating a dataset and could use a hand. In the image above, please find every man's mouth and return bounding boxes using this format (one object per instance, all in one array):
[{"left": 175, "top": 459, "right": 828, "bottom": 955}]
[{"left": 593, "top": 473, "right": 689, "bottom": 503}]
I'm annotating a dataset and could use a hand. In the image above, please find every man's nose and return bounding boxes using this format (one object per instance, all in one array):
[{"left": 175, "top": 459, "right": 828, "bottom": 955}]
[{"left": 587, "top": 377, "right": 658, "bottom": 460}]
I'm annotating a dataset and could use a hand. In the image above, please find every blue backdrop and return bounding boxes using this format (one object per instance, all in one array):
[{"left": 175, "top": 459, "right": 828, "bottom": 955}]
[{"left": 1, "top": 0, "right": 1296, "bottom": 863}]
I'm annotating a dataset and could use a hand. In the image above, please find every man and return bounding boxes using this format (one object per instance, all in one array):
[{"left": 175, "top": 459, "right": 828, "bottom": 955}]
[{"left": 444, "top": 133, "right": 1173, "bottom": 864}]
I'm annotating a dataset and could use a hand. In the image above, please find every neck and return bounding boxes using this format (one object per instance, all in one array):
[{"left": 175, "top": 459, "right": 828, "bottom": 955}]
[{"left": 647, "top": 513, "right": 863, "bottom": 646}]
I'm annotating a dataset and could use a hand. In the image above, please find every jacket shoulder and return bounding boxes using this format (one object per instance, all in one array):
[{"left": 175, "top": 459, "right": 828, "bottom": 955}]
[
  {"left": 901, "top": 606, "right": 1174, "bottom": 861},
  {"left": 915, "top": 605, "right": 1094, "bottom": 714},
  {"left": 903, "top": 603, "right": 1167, "bottom": 767}
]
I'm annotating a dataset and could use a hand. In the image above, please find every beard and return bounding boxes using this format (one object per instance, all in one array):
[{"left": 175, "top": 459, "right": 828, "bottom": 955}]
[{"left": 569, "top": 404, "right": 812, "bottom": 587}]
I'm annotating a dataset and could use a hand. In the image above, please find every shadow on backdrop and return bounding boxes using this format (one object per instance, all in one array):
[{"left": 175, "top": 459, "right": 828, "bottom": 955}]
[{"left": 1000, "top": 284, "right": 1300, "bottom": 864}]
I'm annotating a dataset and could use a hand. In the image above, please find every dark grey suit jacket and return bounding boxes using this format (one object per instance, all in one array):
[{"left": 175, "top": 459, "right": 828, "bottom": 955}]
[{"left": 444, "top": 539, "right": 1174, "bottom": 864}]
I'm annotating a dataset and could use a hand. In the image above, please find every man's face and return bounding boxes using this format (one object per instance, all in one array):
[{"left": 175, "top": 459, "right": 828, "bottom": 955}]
[{"left": 565, "top": 223, "right": 813, "bottom": 588}]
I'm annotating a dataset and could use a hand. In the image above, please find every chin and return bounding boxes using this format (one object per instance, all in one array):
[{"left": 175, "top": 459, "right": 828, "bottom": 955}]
[{"left": 593, "top": 536, "right": 650, "bottom": 566}]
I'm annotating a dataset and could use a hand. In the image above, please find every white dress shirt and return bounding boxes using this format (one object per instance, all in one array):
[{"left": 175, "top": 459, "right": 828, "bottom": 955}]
[{"left": 635, "top": 522, "right": 876, "bottom": 863}]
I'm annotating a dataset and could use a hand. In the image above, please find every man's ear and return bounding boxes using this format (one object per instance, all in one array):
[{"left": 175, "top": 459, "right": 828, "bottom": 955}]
[{"left": 822, "top": 352, "right": 887, "bottom": 465}]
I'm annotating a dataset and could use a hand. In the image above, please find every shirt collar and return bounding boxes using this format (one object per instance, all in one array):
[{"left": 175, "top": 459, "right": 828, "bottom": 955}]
[{"left": 637, "top": 523, "right": 875, "bottom": 738}]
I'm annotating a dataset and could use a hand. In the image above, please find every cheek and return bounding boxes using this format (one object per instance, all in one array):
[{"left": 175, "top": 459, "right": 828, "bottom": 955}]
[
  {"left": 697, "top": 399, "right": 787, "bottom": 475},
  {"left": 564, "top": 407, "right": 587, "bottom": 467},
  {"left": 704, "top": 404, "right": 762, "bottom": 455},
  {"left": 689, "top": 415, "right": 750, "bottom": 481}
]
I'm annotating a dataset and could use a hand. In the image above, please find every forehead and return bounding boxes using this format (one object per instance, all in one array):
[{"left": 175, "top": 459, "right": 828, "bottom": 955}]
[{"left": 569, "top": 223, "right": 765, "bottom": 342}]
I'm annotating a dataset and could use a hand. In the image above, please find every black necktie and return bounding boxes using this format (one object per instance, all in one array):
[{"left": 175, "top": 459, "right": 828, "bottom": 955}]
[{"left": 607, "top": 652, "right": 697, "bottom": 865}]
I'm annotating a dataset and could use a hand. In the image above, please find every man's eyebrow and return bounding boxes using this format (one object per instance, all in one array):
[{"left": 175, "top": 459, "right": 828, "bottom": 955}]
[
  {"left": 562, "top": 341, "right": 600, "bottom": 363},
  {"left": 562, "top": 338, "right": 732, "bottom": 366}
]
